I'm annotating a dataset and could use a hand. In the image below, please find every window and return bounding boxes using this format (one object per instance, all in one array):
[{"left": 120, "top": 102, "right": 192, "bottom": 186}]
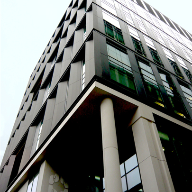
[
  {"left": 155, "top": 116, "right": 192, "bottom": 192},
  {"left": 83, "top": 25, "right": 86, "bottom": 41},
  {"left": 81, "top": 61, "right": 85, "bottom": 90},
  {"left": 104, "top": 20, "right": 124, "bottom": 44},
  {"left": 148, "top": 47, "right": 163, "bottom": 66},
  {"left": 47, "top": 46, "right": 51, "bottom": 53},
  {"left": 49, "top": 45, "right": 59, "bottom": 70},
  {"left": 31, "top": 121, "right": 43, "bottom": 156},
  {"left": 138, "top": 61, "right": 164, "bottom": 107},
  {"left": 120, "top": 155, "right": 143, "bottom": 191},
  {"left": 42, "top": 83, "right": 51, "bottom": 104},
  {"left": 168, "top": 59, "right": 184, "bottom": 78},
  {"left": 182, "top": 67, "right": 192, "bottom": 83},
  {"left": 64, "top": 81, "right": 69, "bottom": 113},
  {"left": 107, "top": 44, "right": 135, "bottom": 91},
  {"left": 179, "top": 82, "right": 192, "bottom": 109},
  {"left": 144, "top": 35, "right": 162, "bottom": 66},
  {"left": 131, "top": 37, "right": 146, "bottom": 57},
  {"left": 26, "top": 173, "right": 39, "bottom": 192},
  {"left": 50, "top": 55, "right": 57, "bottom": 69},
  {"left": 158, "top": 70, "right": 187, "bottom": 118},
  {"left": 37, "top": 65, "right": 40, "bottom": 72},
  {"left": 32, "top": 75, "right": 36, "bottom": 80}
]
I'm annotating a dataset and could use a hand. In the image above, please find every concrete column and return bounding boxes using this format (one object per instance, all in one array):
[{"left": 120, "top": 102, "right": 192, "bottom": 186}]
[
  {"left": 132, "top": 117, "right": 175, "bottom": 192},
  {"left": 100, "top": 98, "right": 122, "bottom": 192}
]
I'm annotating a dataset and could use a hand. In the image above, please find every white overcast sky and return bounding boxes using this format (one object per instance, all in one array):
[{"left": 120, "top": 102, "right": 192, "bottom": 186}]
[{"left": 0, "top": 0, "right": 192, "bottom": 165}]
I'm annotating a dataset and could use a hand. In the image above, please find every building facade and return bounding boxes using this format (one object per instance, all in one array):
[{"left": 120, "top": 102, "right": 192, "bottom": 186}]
[{"left": 0, "top": 0, "right": 192, "bottom": 191}]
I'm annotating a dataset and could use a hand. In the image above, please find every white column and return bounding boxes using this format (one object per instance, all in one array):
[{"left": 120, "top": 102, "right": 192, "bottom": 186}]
[
  {"left": 100, "top": 98, "right": 122, "bottom": 192},
  {"left": 132, "top": 117, "right": 175, "bottom": 192}
]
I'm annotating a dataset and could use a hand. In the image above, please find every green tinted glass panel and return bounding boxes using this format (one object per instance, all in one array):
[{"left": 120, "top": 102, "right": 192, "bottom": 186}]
[
  {"left": 104, "top": 20, "right": 124, "bottom": 44},
  {"left": 110, "top": 65, "right": 135, "bottom": 90},
  {"left": 155, "top": 117, "right": 192, "bottom": 192}
]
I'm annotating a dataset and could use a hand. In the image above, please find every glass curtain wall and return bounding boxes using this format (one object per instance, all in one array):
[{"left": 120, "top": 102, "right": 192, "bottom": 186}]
[
  {"left": 155, "top": 116, "right": 192, "bottom": 192},
  {"left": 107, "top": 43, "right": 135, "bottom": 91},
  {"left": 179, "top": 82, "right": 192, "bottom": 109},
  {"left": 26, "top": 173, "right": 39, "bottom": 192},
  {"left": 138, "top": 60, "right": 164, "bottom": 107},
  {"left": 131, "top": 36, "right": 146, "bottom": 57},
  {"left": 104, "top": 20, "right": 125, "bottom": 44},
  {"left": 168, "top": 59, "right": 184, "bottom": 79},
  {"left": 30, "top": 121, "right": 43, "bottom": 156},
  {"left": 120, "top": 154, "right": 143, "bottom": 192},
  {"left": 158, "top": 70, "right": 189, "bottom": 118}
]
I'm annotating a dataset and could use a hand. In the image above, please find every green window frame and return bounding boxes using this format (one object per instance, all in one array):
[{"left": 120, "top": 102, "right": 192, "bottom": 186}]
[
  {"left": 168, "top": 59, "right": 184, "bottom": 79},
  {"left": 138, "top": 61, "right": 164, "bottom": 107},
  {"left": 131, "top": 37, "right": 146, "bottom": 57},
  {"left": 107, "top": 44, "right": 136, "bottom": 91},
  {"left": 158, "top": 70, "right": 188, "bottom": 118},
  {"left": 104, "top": 20, "right": 125, "bottom": 44},
  {"left": 182, "top": 67, "right": 192, "bottom": 83},
  {"left": 148, "top": 47, "right": 163, "bottom": 67}
]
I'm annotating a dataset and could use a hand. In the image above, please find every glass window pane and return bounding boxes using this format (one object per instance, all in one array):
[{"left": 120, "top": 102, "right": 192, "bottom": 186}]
[
  {"left": 26, "top": 181, "right": 33, "bottom": 192},
  {"left": 127, "top": 167, "right": 141, "bottom": 190},
  {"left": 121, "top": 176, "right": 127, "bottom": 192},
  {"left": 31, "top": 174, "right": 39, "bottom": 192},
  {"left": 103, "top": 178, "right": 105, "bottom": 190},
  {"left": 120, "top": 163, "right": 125, "bottom": 176},
  {"left": 125, "top": 154, "right": 138, "bottom": 173}
]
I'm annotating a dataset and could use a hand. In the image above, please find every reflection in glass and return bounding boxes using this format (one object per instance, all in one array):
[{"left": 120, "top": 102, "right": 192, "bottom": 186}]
[
  {"left": 182, "top": 67, "right": 192, "bottom": 83},
  {"left": 107, "top": 44, "right": 135, "bottom": 91},
  {"left": 127, "top": 167, "right": 141, "bottom": 190},
  {"left": 120, "top": 163, "right": 125, "bottom": 176},
  {"left": 148, "top": 47, "right": 163, "bottom": 66},
  {"left": 158, "top": 70, "right": 188, "bottom": 118},
  {"left": 26, "top": 181, "right": 33, "bottom": 192},
  {"left": 121, "top": 176, "right": 127, "bottom": 192},
  {"left": 179, "top": 82, "right": 192, "bottom": 109},
  {"left": 168, "top": 59, "right": 183, "bottom": 78},
  {"left": 120, "top": 154, "right": 143, "bottom": 191},
  {"left": 31, "top": 174, "right": 39, "bottom": 192},
  {"left": 155, "top": 116, "right": 192, "bottom": 192},
  {"left": 125, "top": 154, "right": 138, "bottom": 173},
  {"left": 131, "top": 37, "right": 146, "bottom": 57},
  {"left": 139, "top": 61, "right": 164, "bottom": 107},
  {"left": 27, "top": 173, "right": 39, "bottom": 192},
  {"left": 104, "top": 20, "right": 124, "bottom": 44}
]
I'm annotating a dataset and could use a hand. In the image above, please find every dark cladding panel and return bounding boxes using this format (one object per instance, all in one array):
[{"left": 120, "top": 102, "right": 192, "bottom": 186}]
[
  {"left": 66, "top": 61, "right": 82, "bottom": 110},
  {"left": 181, "top": 28, "right": 192, "bottom": 41},
  {"left": 172, "top": 21, "right": 187, "bottom": 37},
  {"left": 163, "top": 15, "right": 177, "bottom": 31},
  {"left": 153, "top": 9, "right": 166, "bottom": 23},
  {"left": 143, "top": 2, "right": 156, "bottom": 16},
  {"left": 135, "top": 0, "right": 145, "bottom": 9}
]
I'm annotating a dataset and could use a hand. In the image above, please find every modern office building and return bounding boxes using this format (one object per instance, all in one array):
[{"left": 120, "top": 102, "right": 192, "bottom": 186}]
[{"left": 1, "top": 0, "right": 192, "bottom": 191}]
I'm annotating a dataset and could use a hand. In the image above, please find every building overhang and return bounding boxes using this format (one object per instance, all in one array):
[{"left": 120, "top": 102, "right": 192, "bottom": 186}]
[{"left": 6, "top": 80, "right": 192, "bottom": 192}]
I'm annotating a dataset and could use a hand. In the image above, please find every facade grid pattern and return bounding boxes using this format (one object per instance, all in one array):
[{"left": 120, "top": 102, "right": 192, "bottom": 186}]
[{"left": 0, "top": 0, "right": 192, "bottom": 192}]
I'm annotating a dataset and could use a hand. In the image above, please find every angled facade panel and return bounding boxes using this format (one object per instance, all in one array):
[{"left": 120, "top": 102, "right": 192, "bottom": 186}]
[{"left": 1, "top": 1, "right": 192, "bottom": 192}]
